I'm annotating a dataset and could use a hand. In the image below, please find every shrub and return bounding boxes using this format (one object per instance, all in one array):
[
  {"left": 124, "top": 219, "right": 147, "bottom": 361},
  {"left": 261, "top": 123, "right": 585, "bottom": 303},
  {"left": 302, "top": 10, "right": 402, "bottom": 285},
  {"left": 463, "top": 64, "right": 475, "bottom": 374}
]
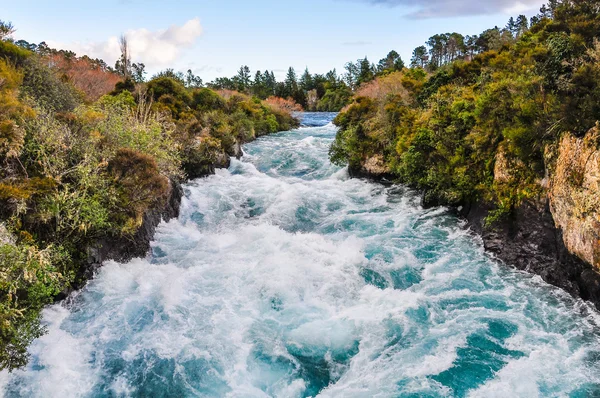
[
  {"left": 84, "top": 92, "right": 182, "bottom": 178},
  {"left": 263, "top": 96, "right": 302, "bottom": 113},
  {"left": 21, "top": 57, "right": 81, "bottom": 113},
  {"left": 192, "top": 88, "right": 225, "bottom": 112},
  {"left": 108, "top": 148, "right": 169, "bottom": 234},
  {"left": 0, "top": 60, "right": 34, "bottom": 160},
  {"left": 45, "top": 53, "right": 122, "bottom": 101},
  {"left": 0, "top": 241, "right": 70, "bottom": 371},
  {"left": 0, "top": 40, "right": 30, "bottom": 66}
]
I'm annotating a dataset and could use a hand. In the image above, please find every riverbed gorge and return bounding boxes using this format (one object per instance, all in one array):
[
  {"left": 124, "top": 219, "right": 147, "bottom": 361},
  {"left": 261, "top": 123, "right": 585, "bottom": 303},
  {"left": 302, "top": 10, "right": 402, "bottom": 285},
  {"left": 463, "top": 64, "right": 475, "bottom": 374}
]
[{"left": 3, "top": 113, "right": 600, "bottom": 397}]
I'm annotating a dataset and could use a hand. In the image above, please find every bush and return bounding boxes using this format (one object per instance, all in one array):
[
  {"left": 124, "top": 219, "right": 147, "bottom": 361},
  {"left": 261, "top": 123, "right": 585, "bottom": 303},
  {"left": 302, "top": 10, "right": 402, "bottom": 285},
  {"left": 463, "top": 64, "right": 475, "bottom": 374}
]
[
  {"left": 0, "top": 241, "right": 70, "bottom": 371},
  {"left": 21, "top": 57, "right": 81, "bottom": 113},
  {"left": 0, "top": 60, "right": 34, "bottom": 160},
  {"left": 192, "top": 88, "right": 225, "bottom": 112},
  {"left": 0, "top": 40, "right": 30, "bottom": 66},
  {"left": 108, "top": 148, "right": 169, "bottom": 234}
]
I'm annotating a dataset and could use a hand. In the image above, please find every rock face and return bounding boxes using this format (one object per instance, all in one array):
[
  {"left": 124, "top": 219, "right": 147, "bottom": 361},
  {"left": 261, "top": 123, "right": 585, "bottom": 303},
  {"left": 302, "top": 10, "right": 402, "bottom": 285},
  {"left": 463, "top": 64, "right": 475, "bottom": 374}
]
[
  {"left": 349, "top": 155, "right": 394, "bottom": 182},
  {"left": 460, "top": 128, "right": 600, "bottom": 308},
  {"left": 549, "top": 129, "right": 600, "bottom": 270},
  {"left": 185, "top": 139, "right": 244, "bottom": 180},
  {"left": 461, "top": 200, "right": 600, "bottom": 308},
  {"left": 348, "top": 128, "right": 600, "bottom": 308}
]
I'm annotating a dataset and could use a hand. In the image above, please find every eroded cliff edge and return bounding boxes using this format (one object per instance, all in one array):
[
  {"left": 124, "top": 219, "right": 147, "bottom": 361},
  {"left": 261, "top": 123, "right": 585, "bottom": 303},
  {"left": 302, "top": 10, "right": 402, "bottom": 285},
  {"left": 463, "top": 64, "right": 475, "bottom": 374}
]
[{"left": 467, "top": 127, "right": 600, "bottom": 308}]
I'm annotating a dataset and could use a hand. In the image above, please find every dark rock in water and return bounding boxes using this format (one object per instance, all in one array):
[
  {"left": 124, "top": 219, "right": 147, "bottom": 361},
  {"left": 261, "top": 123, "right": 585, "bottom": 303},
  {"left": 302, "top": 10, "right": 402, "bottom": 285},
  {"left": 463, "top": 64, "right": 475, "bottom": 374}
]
[
  {"left": 183, "top": 139, "right": 244, "bottom": 180},
  {"left": 348, "top": 164, "right": 395, "bottom": 186},
  {"left": 459, "top": 200, "right": 600, "bottom": 309}
]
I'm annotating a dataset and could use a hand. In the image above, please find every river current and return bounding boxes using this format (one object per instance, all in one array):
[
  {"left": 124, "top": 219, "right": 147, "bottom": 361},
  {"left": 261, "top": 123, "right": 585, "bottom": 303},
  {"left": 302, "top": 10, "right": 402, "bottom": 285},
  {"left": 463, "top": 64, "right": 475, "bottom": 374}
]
[{"left": 2, "top": 113, "right": 600, "bottom": 397}]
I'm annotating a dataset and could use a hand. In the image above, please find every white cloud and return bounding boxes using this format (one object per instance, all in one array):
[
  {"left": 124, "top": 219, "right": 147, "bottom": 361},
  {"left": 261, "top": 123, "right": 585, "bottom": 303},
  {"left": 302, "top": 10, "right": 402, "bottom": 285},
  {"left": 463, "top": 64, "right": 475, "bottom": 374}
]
[
  {"left": 48, "top": 18, "right": 203, "bottom": 68},
  {"left": 345, "top": 0, "right": 545, "bottom": 18}
]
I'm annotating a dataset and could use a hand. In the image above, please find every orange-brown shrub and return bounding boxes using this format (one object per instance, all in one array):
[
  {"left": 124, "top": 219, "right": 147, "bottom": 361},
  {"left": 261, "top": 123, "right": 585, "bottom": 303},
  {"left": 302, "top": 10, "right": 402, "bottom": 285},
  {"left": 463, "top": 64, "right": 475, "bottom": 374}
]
[
  {"left": 355, "top": 71, "right": 409, "bottom": 103},
  {"left": 217, "top": 89, "right": 245, "bottom": 100},
  {"left": 46, "top": 54, "right": 122, "bottom": 102},
  {"left": 263, "top": 96, "right": 303, "bottom": 113}
]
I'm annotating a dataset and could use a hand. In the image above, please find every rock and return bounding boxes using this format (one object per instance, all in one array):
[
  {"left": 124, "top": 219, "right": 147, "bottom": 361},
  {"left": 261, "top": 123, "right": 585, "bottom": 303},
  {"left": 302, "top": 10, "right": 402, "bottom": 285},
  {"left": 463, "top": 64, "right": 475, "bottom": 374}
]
[
  {"left": 549, "top": 128, "right": 600, "bottom": 270},
  {"left": 461, "top": 200, "right": 593, "bottom": 302},
  {"left": 0, "top": 223, "right": 14, "bottom": 245},
  {"left": 363, "top": 155, "right": 391, "bottom": 176},
  {"left": 349, "top": 155, "right": 395, "bottom": 184}
]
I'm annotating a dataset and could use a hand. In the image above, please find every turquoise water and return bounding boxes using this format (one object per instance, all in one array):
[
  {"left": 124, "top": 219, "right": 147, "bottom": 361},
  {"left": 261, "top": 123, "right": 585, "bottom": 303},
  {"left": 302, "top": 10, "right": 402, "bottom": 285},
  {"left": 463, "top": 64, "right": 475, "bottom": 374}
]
[{"left": 2, "top": 113, "right": 600, "bottom": 397}]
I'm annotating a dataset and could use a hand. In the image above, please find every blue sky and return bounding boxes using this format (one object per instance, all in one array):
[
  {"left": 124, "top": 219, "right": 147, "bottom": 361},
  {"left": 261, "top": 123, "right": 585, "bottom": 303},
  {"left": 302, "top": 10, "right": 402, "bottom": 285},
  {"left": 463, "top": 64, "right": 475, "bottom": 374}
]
[{"left": 4, "top": 0, "right": 545, "bottom": 81}]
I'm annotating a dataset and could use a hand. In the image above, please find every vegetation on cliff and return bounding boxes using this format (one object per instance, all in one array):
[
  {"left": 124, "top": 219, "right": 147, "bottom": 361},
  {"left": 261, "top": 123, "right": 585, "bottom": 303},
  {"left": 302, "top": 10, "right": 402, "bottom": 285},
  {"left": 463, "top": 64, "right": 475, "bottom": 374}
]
[
  {"left": 0, "top": 30, "right": 298, "bottom": 371},
  {"left": 330, "top": 0, "right": 600, "bottom": 223}
]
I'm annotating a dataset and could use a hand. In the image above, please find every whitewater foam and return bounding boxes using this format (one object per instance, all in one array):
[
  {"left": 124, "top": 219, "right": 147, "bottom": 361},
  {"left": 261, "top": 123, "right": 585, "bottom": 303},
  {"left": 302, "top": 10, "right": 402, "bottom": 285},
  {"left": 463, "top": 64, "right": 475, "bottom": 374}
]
[{"left": 2, "top": 113, "right": 600, "bottom": 397}]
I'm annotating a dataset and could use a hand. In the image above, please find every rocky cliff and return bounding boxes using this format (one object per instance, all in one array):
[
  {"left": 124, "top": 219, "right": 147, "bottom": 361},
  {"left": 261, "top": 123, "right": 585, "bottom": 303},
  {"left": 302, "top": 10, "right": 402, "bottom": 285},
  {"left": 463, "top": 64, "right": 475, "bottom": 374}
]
[
  {"left": 548, "top": 127, "right": 600, "bottom": 271},
  {"left": 353, "top": 128, "right": 600, "bottom": 308},
  {"left": 462, "top": 127, "right": 600, "bottom": 308}
]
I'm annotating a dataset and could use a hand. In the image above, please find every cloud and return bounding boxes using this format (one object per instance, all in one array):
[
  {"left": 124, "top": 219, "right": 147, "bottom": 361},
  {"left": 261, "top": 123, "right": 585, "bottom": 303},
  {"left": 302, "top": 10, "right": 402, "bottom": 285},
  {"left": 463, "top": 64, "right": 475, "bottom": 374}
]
[
  {"left": 345, "top": 0, "right": 544, "bottom": 18},
  {"left": 48, "top": 18, "right": 203, "bottom": 68}
]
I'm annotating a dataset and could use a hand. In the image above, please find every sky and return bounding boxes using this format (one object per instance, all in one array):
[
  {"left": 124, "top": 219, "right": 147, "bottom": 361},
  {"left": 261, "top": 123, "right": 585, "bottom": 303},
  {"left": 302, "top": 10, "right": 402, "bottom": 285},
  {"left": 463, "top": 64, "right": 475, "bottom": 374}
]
[{"left": 4, "top": 0, "right": 546, "bottom": 81}]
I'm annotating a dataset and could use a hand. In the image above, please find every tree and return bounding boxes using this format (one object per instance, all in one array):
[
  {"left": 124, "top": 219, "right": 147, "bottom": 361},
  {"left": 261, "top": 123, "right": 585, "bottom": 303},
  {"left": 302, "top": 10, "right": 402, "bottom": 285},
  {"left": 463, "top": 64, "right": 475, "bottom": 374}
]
[
  {"left": 516, "top": 15, "right": 529, "bottom": 37},
  {"left": 185, "top": 69, "right": 203, "bottom": 88},
  {"left": 151, "top": 69, "right": 185, "bottom": 84},
  {"left": 0, "top": 20, "right": 15, "bottom": 40},
  {"left": 465, "top": 35, "right": 478, "bottom": 59},
  {"left": 284, "top": 67, "right": 298, "bottom": 97},
  {"left": 14, "top": 40, "right": 37, "bottom": 51},
  {"left": 115, "top": 35, "right": 131, "bottom": 79},
  {"left": 344, "top": 57, "right": 375, "bottom": 90},
  {"left": 131, "top": 63, "right": 146, "bottom": 83},
  {"left": 209, "top": 76, "right": 236, "bottom": 91},
  {"left": 263, "top": 70, "right": 276, "bottom": 96},
  {"left": 300, "top": 68, "right": 313, "bottom": 92},
  {"left": 506, "top": 17, "right": 518, "bottom": 37},
  {"left": 358, "top": 58, "right": 375, "bottom": 85},
  {"left": 410, "top": 46, "right": 429, "bottom": 68},
  {"left": 234, "top": 65, "right": 251, "bottom": 92},
  {"left": 446, "top": 33, "right": 466, "bottom": 63},
  {"left": 377, "top": 50, "right": 405, "bottom": 74}
]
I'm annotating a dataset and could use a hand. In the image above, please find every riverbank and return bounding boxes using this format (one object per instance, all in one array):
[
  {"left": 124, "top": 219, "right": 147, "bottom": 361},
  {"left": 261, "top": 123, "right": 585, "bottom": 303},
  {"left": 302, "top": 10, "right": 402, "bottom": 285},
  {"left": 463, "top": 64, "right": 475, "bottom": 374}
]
[{"left": 329, "top": 0, "right": 600, "bottom": 310}]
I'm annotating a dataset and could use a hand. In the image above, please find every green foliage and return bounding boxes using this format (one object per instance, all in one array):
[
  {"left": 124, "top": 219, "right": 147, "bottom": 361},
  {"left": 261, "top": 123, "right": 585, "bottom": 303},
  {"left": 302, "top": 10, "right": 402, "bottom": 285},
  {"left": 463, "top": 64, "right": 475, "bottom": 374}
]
[
  {"left": 110, "top": 77, "right": 136, "bottom": 96},
  {"left": 108, "top": 148, "right": 169, "bottom": 234},
  {"left": 85, "top": 92, "right": 182, "bottom": 178},
  {"left": 0, "top": 40, "right": 30, "bottom": 66},
  {"left": 0, "top": 241, "right": 70, "bottom": 371},
  {"left": 0, "top": 60, "right": 34, "bottom": 160},
  {"left": 21, "top": 57, "right": 81, "bottom": 113},
  {"left": 331, "top": 0, "right": 600, "bottom": 217},
  {"left": 192, "top": 88, "right": 226, "bottom": 112},
  {"left": 147, "top": 76, "right": 192, "bottom": 117},
  {"left": 317, "top": 86, "right": 352, "bottom": 112}
]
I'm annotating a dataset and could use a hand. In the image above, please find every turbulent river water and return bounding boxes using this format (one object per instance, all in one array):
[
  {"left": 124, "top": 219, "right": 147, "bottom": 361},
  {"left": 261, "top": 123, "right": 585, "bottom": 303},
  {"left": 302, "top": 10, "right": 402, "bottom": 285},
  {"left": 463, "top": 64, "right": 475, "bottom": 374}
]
[{"left": 3, "top": 113, "right": 600, "bottom": 397}]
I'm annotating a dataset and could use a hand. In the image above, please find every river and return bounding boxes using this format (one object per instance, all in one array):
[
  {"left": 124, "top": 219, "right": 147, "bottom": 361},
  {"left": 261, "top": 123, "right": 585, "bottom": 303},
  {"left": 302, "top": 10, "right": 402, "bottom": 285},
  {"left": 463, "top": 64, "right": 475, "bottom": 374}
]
[{"left": 2, "top": 113, "right": 600, "bottom": 397}]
